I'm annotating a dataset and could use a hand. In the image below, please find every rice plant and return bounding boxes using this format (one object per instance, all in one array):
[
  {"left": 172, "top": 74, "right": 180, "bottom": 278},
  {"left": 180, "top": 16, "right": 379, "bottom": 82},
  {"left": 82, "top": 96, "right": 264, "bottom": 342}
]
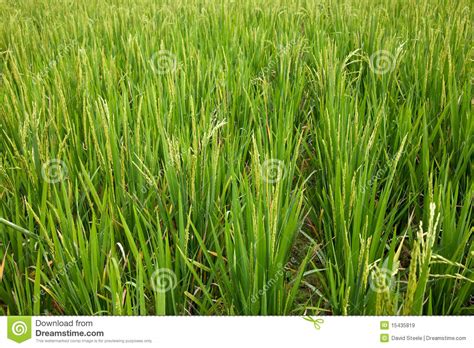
[{"left": 0, "top": 0, "right": 472, "bottom": 316}]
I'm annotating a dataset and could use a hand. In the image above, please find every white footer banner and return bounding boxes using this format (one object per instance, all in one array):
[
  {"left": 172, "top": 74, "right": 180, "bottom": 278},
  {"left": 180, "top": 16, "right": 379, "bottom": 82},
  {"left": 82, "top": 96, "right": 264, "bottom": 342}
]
[{"left": 0, "top": 316, "right": 471, "bottom": 347}]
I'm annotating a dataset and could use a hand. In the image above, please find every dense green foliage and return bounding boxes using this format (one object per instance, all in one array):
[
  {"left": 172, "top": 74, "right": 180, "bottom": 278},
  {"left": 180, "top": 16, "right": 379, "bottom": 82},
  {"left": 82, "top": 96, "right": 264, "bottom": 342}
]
[{"left": 0, "top": 0, "right": 472, "bottom": 315}]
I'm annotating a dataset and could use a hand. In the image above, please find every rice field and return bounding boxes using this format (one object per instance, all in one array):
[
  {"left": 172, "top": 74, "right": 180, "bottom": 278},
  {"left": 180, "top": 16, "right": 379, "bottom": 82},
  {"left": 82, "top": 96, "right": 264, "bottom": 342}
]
[{"left": 0, "top": 0, "right": 472, "bottom": 316}]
